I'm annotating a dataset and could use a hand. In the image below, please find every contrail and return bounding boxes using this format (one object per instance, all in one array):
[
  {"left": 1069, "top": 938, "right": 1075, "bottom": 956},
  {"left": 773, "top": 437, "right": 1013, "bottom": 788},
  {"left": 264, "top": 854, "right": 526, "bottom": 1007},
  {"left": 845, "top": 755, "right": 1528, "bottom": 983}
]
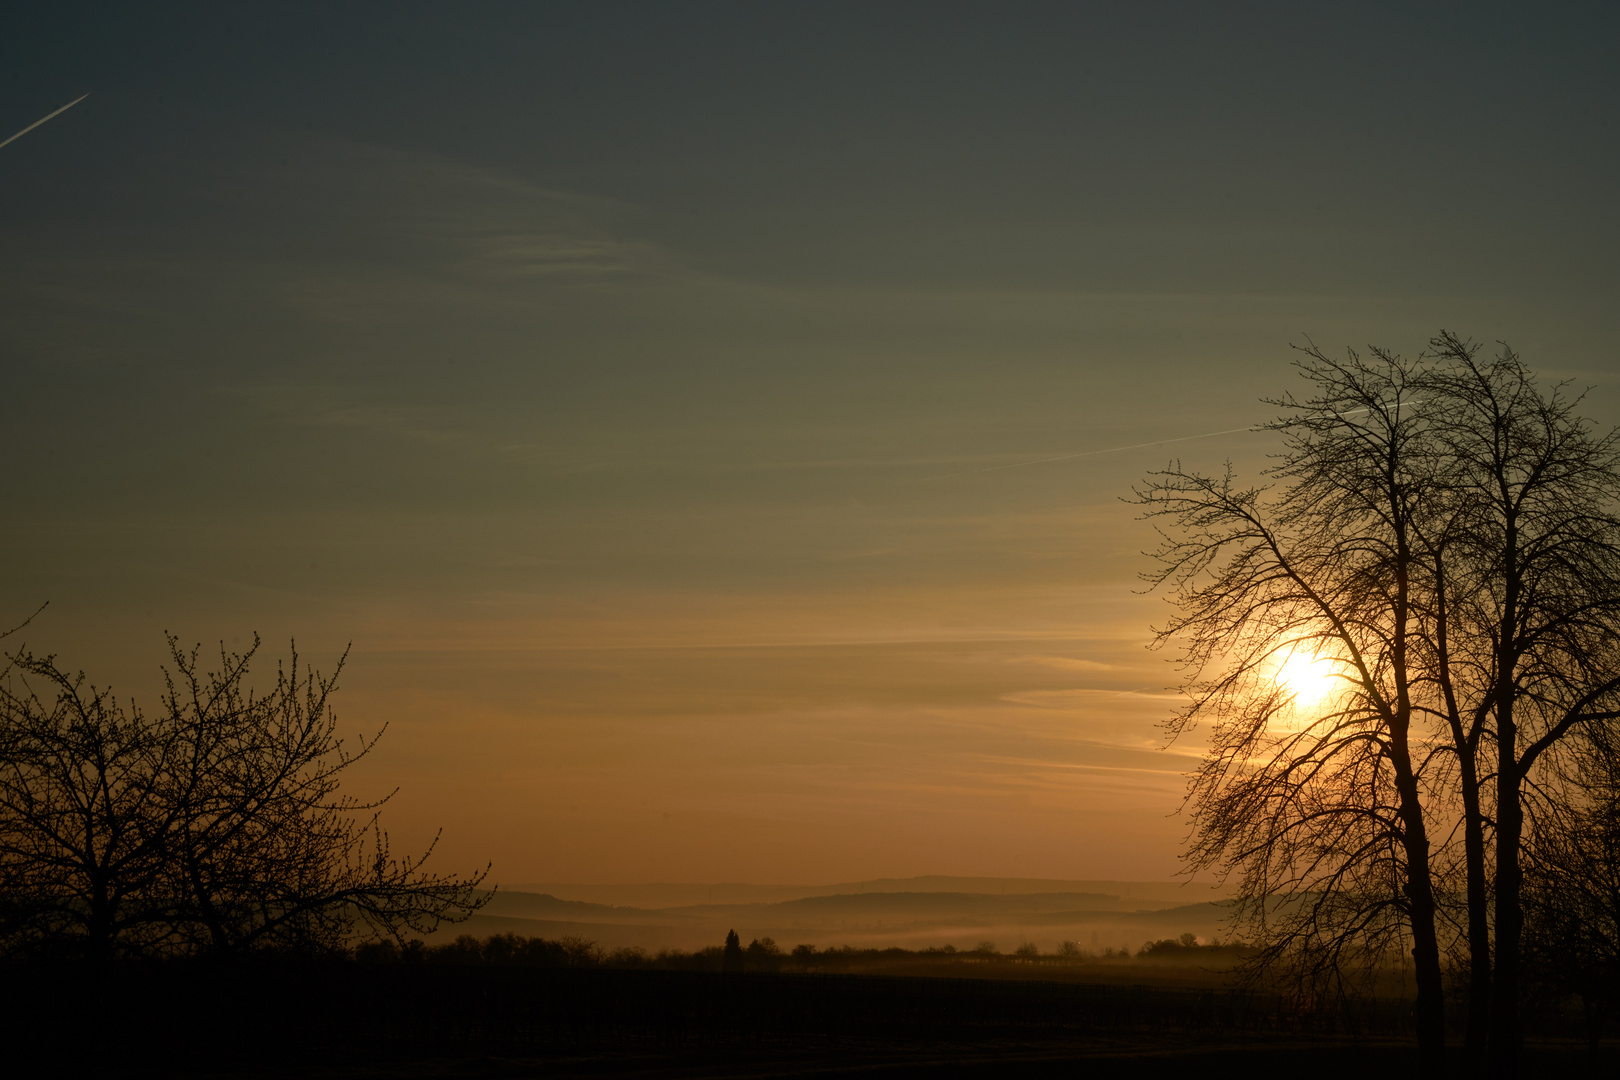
[{"left": 0, "top": 94, "right": 89, "bottom": 152}]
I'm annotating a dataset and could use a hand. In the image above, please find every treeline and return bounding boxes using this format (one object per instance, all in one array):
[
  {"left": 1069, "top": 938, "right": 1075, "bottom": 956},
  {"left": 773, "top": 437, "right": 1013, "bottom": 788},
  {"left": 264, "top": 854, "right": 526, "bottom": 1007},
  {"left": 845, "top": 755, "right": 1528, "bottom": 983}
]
[{"left": 355, "top": 932, "right": 1252, "bottom": 972}]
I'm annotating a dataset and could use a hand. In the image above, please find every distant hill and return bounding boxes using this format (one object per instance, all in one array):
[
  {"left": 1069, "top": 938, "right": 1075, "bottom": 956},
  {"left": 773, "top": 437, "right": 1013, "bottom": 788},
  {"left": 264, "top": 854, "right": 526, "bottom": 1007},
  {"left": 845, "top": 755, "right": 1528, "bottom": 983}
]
[
  {"left": 453, "top": 883, "right": 1237, "bottom": 954},
  {"left": 501, "top": 877, "right": 1230, "bottom": 909},
  {"left": 480, "top": 892, "right": 634, "bottom": 919},
  {"left": 654, "top": 892, "right": 1161, "bottom": 920}
]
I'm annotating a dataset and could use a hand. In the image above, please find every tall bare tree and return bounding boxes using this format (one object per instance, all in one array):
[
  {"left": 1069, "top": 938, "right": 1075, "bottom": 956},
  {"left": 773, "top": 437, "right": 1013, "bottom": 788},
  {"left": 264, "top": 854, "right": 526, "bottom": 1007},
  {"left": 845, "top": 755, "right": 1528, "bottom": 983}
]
[
  {"left": 1142, "top": 333, "right": 1620, "bottom": 1078},
  {"left": 1138, "top": 345, "right": 1449, "bottom": 1071},
  {"left": 1423, "top": 335, "right": 1620, "bottom": 1078}
]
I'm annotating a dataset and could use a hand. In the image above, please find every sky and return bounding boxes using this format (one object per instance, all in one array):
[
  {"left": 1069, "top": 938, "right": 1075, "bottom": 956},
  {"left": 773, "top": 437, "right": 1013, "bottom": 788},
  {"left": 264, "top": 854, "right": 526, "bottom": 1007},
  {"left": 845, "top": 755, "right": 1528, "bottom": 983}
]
[{"left": 3, "top": 2, "right": 1619, "bottom": 886}]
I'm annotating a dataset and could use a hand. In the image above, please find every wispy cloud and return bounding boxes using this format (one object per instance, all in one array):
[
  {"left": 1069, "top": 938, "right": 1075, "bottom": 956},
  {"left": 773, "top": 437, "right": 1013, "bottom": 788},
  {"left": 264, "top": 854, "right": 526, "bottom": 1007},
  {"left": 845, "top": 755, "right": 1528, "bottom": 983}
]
[
  {"left": 252, "top": 138, "right": 679, "bottom": 283},
  {"left": 1009, "top": 654, "right": 1115, "bottom": 672}
]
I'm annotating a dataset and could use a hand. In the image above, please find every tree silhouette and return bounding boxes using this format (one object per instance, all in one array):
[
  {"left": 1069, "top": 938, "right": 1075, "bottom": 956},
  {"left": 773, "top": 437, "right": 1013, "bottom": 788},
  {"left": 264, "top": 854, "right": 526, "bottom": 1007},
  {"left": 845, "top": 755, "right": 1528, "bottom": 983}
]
[
  {"left": 722, "top": 929, "right": 743, "bottom": 973},
  {"left": 746, "top": 936, "right": 783, "bottom": 972},
  {"left": 0, "top": 634, "right": 487, "bottom": 960},
  {"left": 1422, "top": 336, "right": 1620, "bottom": 1077},
  {"left": 1138, "top": 346, "right": 1449, "bottom": 1070},
  {"left": 1140, "top": 334, "right": 1620, "bottom": 1077}
]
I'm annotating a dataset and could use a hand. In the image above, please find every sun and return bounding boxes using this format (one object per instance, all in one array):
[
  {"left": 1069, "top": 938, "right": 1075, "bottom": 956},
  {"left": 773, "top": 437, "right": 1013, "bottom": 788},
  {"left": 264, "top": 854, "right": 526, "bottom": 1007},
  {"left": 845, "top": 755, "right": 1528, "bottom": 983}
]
[{"left": 1276, "top": 651, "right": 1336, "bottom": 708}]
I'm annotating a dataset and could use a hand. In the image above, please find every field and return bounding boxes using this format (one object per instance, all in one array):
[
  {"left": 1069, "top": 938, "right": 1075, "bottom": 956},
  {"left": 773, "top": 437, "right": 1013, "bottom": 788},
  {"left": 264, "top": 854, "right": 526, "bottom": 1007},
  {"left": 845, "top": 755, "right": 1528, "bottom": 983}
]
[
  {"left": 7, "top": 957, "right": 1610, "bottom": 1078},
  {"left": 3, "top": 881, "right": 1611, "bottom": 1077}
]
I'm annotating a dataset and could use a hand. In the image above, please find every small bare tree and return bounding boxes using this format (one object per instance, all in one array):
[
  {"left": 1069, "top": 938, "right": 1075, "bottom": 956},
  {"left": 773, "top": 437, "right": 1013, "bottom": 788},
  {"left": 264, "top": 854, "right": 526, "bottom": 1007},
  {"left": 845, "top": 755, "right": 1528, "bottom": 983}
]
[{"left": 0, "top": 635, "right": 487, "bottom": 960}]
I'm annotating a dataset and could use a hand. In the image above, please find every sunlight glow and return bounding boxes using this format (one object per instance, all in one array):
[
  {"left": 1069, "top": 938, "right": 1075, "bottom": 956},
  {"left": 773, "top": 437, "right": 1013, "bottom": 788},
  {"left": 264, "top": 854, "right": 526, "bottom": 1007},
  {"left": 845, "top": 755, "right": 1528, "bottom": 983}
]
[{"left": 1276, "top": 651, "right": 1337, "bottom": 708}]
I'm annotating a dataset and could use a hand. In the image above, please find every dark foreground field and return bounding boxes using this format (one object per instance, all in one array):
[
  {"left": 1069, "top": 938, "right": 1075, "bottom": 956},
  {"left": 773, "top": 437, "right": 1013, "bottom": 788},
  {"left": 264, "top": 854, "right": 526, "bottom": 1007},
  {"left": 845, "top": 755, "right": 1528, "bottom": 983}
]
[{"left": 5, "top": 963, "right": 1611, "bottom": 1079}]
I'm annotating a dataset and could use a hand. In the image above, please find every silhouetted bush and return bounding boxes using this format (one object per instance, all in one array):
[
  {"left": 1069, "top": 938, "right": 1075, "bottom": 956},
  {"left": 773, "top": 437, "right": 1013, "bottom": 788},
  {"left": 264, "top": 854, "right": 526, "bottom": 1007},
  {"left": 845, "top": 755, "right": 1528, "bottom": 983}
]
[
  {"left": 746, "top": 936, "right": 784, "bottom": 972},
  {"left": 0, "top": 635, "right": 487, "bottom": 962}
]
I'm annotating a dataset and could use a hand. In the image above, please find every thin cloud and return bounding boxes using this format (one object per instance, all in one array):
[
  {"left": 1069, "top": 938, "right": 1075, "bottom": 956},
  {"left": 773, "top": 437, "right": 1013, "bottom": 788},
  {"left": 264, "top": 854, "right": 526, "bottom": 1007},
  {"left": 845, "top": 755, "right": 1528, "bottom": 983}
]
[{"left": 1009, "top": 654, "right": 1116, "bottom": 672}]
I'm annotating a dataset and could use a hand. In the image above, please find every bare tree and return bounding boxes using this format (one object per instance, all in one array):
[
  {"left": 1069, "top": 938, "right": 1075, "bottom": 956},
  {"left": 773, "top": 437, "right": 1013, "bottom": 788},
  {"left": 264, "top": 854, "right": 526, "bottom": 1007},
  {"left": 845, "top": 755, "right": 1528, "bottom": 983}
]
[
  {"left": 1141, "top": 333, "right": 1620, "bottom": 1078},
  {"left": 0, "top": 634, "right": 487, "bottom": 961},
  {"left": 1423, "top": 335, "right": 1620, "bottom": 1078},
  {"left": 1137, "top": 345, "right": 1449, "bottom": 1070}
]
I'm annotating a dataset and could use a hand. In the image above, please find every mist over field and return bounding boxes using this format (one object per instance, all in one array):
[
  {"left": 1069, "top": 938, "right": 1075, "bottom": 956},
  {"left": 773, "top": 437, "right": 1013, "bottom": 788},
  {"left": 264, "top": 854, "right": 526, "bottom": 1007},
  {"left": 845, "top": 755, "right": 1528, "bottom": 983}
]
[{"left": 443, "top": 876, "right": 1234, "bottom": 955}]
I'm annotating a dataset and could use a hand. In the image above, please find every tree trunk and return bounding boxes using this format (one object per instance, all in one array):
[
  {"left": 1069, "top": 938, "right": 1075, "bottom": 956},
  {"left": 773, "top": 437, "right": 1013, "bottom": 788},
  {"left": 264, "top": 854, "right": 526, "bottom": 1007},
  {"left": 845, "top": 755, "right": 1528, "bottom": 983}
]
[
  {"left": 1459, "top": 754, "right": 1493, "bottom": 1073},
  {"left": 1488, "top": 529, "right": 1522, "bottom": 1080},
  {"left": 1391, "top": 555, "right": 1446, "bottom": 1073},
  {"left": 1489, "top": 755, "right": 1524, "bottom": 1079},
  {"left": 86, "top": 875, "right": 114, "bottom": 967},
  {"left": 1435, "top": 561, "right": 1493, "bottom": 1071},
  {"left": 1392, "top": 728, "right": 1447, "bottom": 1073}
]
